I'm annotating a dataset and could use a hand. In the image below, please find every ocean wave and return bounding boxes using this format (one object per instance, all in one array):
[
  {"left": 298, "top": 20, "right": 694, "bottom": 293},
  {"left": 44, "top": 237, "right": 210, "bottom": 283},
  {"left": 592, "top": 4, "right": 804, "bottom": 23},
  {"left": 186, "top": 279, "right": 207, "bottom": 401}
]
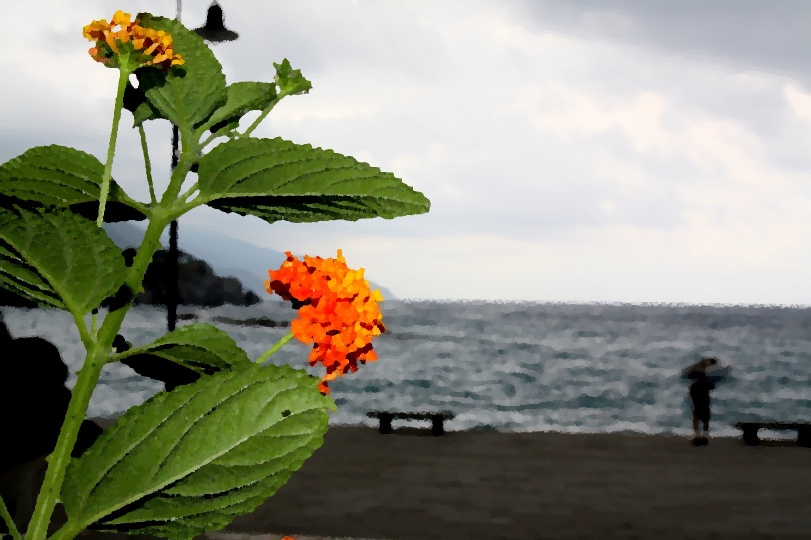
[{"left": 3, "top": 301, "right": 811, "bottom": 437}]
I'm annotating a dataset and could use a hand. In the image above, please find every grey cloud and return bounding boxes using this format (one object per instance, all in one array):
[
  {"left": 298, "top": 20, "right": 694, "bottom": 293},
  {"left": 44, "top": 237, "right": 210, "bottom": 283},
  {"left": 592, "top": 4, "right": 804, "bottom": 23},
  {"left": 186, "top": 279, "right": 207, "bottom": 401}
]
[
  {"left": 489, "top": 10, "right": 802, "bottom": 158},
  {"left": 270, "top": 111, "right": 454, "bottom": 165},
  {"left": 767, "top": 126, "right": 811, "bottom": 173},
  {"left": 208, "top": 1, "right": 452, "bottom": 85},
  {"left": 260, "top": 94, "right": 693, "bottom": 241},
  {"left": 0, "top": 128, "right": 102, "bottom": 171},
  {"left": 252, "top": 130, "right": 689, "bottom": 246},
  {"left": 629, "top": 64, "right": 811, "bottom": 173},
  {"left": 486, "top": 11, "right": 811, "bottom": 180},
  {"left": 0, "top": 2, "right": 789, "bottom": 248},
  {"left": 510, "top": 0, "right": 811, "bottom": 86},
  {"left": 438, "top": 156, "right": 686, "bottom": 237}
]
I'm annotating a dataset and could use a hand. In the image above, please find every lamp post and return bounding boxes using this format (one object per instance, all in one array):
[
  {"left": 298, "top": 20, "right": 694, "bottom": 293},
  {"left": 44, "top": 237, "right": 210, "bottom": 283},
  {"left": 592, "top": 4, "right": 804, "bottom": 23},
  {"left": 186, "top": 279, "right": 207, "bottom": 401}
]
[{"left": 167, "top": 1, "right": 239, "bottom": 332}]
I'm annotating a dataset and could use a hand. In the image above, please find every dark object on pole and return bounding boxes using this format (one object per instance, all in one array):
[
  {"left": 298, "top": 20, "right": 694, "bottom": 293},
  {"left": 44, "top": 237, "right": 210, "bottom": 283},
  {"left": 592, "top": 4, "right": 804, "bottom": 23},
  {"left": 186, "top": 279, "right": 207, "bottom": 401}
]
[{"left": 193, "top": 2, "right": 239, "bottom": 42}]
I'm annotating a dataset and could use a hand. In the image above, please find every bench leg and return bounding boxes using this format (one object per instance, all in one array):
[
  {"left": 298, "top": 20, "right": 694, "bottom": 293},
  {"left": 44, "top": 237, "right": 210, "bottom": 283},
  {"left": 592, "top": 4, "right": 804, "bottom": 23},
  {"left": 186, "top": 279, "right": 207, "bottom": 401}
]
[
  {"left": 378, "top": 413, "right": 393, "bottom": 435},
  {"left": 742, "top": 426, "right": 760, "bottom": 446},
  {"left": 431, "top": 415, "right": 444, "bottom": 436},
  {"left": 797, "top": 427, "right": 811, "bottom": 448}
]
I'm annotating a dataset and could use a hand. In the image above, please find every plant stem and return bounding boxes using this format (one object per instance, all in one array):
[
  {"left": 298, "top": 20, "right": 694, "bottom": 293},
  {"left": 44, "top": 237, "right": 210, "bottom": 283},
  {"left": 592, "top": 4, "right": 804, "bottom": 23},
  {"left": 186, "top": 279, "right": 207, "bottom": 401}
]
[
  {"left": 26, "top": 206, "right": 175, "bottom": 540},
  {"left": 69, "top": 309, "right": 93, "bottom": 355},
  {"left": 0, "top": 494, "right": 21, "bottom": 540},
  {"left": 255, "top": 332, "right": 295, "bottom": 364},
  {"left": 241, "top": 95, "right": 283, "bottom": 138},
  {"left": 161, "top": 128, "right": 194, "bottom": 206},
  {"left": 27, "top": 67, "right": 137, "bottom": 540},
  {"left": 96, "top": 69, "right": 131, "bottom": 227},
  {"left": 138, "top": 124, "right": 157, "bottom": 205},
  {"left": 178, "top": 180, "right": 199, "bottom": 203},
  {"left": 198, "top": 130, "right": 219, "bottom": 149},
  {"left": 24, "top": 347, "right": 106, "bottom": 540},
  {"left": 25, "top": 198, "right": 181, "bottom": 540}
]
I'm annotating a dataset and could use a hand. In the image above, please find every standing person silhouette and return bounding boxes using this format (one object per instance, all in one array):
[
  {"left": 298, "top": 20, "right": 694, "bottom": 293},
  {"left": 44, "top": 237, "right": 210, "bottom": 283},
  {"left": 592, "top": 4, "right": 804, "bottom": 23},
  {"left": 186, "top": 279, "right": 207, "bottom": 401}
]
[
  {"left": 688, "top": 370, "right": 716, "bottom": 444},
  {"left": 681, "top": 356, "right": 721, "bottom": 444}
]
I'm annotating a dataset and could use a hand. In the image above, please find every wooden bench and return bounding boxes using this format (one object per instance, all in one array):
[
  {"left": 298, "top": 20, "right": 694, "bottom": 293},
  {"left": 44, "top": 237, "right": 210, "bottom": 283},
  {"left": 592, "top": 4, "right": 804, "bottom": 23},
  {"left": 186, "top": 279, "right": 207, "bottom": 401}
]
[
  {"left": 367, "top": 411, "right": 455, "bottom": 436},
  {"left": 733, "top": 422, "right": 811, "bottom": 447}
]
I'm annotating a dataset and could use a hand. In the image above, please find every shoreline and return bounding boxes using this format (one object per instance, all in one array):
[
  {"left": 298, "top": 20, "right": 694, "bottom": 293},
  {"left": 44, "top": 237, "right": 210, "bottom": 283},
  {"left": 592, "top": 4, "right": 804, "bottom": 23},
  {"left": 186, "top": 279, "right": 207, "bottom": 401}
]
[{"left": 91, "top": 416, "right": 801, "bottom": 442}]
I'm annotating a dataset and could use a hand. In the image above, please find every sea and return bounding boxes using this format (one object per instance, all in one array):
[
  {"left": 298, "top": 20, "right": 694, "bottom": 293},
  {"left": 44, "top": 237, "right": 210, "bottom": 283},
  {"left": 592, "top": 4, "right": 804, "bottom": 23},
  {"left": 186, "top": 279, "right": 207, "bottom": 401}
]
[{"left": 3, "top": 300, "right": 811, "bottom": 440}]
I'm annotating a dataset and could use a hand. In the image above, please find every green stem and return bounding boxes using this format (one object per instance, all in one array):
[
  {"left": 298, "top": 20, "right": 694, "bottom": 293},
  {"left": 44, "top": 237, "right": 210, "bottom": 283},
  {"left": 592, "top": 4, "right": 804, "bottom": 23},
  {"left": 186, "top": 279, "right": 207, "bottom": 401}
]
[
  {"left": 96, "top": 69, "right": 131, "bottom": 227},
  {"left": 97, "top": 210, "right": 174, "bottom": 351},
  {"left": 198, "top": 130, "right": 219, "bottom": 149},
  {"left": 47, "top": 521, "right": 84, "bottom": 540},
  {"left": 138, "top": 124, "right": 157, "bottom": 205},
  {"left": 241, "top": 96, "right": 284, "bottom": 138},
  {"left": 178, "top": 180, "right": 199, "bottom": 203},
  {"left": 255, "top": 332, "right": 295, "bottom": 364},
  {"left": 161, "top": 128, "right": 194, "bottom": 206},
  {"left": 26, "top": 111, "right": 197, "bottom": 539},
  {"left": 199, "top": 127, "right": 241, "bottom": 150},
  {"left": 25, "top": 207, "right": 176, "bottom": 540},
  {"left": 24, "top": 347, "right": 106, "bottom": 540},
  {"left": 0, "top": 494, "right": 21, "bottom": 540},
  {"left": 69, "top": 310, "right": 93, "bottom": 356}
]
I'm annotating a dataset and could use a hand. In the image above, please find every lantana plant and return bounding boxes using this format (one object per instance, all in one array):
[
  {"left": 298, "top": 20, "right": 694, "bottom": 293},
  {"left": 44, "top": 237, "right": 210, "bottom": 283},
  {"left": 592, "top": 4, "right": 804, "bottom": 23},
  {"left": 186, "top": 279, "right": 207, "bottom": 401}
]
[{"left": 0, "top": 10, "right": 428, "bottom": 540}]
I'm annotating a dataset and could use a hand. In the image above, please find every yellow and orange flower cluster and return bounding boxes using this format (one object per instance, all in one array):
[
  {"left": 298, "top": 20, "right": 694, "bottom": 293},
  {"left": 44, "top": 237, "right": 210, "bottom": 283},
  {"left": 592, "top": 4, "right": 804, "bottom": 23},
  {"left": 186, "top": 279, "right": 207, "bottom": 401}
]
[
  {"left": 83, "top": 10, "right": 184, "bottom": 71},
  {"left": 266, "top": 250, "right": 385, "bottom": 395}
]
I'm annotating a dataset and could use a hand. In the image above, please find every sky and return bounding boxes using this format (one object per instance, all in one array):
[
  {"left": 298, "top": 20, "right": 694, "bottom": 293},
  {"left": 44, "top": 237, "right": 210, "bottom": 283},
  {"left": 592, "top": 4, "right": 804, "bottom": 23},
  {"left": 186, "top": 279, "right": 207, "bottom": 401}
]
[{"left": 3, "top": 1, "right": 811, "bottom": 304}]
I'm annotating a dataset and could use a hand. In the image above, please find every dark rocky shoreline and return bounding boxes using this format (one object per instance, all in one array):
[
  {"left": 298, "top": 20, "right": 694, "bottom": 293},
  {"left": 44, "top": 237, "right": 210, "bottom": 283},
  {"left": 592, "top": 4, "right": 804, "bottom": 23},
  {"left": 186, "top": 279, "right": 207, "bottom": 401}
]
[{"left": 0, "top": 247, "right": 261, "bottom": 309}]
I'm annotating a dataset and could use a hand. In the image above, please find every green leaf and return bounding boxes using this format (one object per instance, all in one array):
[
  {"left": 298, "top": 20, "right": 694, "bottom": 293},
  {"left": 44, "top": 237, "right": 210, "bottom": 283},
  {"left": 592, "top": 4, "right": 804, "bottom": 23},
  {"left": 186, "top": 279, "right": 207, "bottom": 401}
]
[
  {"left": 0, "top": 206, "right": 127, "bottom": 314},
  {"left": 196, "top": 137, "right": 431, "bottom": 224},
  {"left": 62, "top": 363, "right": 335, "bottom": 538},
  {"left": 274, "top": 59, "right": 312, "bottom": 96},
  {"left": 117, "top": 322, "right": 253, "bottom": 375},
  {"left": 203, "top": 81, "right": 278, "bottom": 134},
  {"left": 133, "top": 13, "right": 227, "bottom": 131},
  {"left": 0, "top": 145, "right": 147, "bottom": 222}
]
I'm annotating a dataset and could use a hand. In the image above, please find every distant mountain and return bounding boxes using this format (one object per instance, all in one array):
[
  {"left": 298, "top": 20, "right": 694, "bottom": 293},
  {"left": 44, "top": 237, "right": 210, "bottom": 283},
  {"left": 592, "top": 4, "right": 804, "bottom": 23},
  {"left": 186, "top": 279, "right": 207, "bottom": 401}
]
[
  {"left": 117, "top": 247, "right": 261, "bottom": 308},
  {"left": 102, "top": 221, "right": 284, "bottom": 301},
  {"left": 102, "top": 221, "right": 397, "bottom": 301}
]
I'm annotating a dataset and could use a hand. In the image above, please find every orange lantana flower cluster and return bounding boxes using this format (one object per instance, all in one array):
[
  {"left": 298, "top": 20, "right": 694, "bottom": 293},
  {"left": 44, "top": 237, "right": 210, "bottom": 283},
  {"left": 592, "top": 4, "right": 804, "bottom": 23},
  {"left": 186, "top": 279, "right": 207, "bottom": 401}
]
[
  {"left": 83, "top": 10, "right": 184, "bottom": 71},
  {"left": 266, "top": 250, "right": 385, "bottom": 395}
]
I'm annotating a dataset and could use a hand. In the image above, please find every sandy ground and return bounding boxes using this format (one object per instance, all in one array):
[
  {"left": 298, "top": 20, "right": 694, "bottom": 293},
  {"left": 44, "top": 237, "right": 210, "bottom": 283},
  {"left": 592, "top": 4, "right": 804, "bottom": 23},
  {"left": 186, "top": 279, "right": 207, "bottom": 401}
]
[
  {"left": 215, "top": 425, "right": 811, "bottom": 540},
  {"left": 205, "top": 535, "right": 377, "bottom": 540},
  {"left": 7, "top": 421, "right": 811, "bottom": 540}
]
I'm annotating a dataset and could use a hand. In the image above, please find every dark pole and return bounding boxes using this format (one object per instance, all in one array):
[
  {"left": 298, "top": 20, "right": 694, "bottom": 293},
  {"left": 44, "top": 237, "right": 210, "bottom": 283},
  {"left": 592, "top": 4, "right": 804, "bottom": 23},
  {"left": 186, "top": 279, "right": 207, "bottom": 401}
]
[
  {"left": 167, "top": 2, "right": 238, "bottom": 333},
  {"left": 167, "top": 126, "right": 180, "bottom": 332},
  {"left": 167, "top": 0, "right": 183, "bottom": 333}
]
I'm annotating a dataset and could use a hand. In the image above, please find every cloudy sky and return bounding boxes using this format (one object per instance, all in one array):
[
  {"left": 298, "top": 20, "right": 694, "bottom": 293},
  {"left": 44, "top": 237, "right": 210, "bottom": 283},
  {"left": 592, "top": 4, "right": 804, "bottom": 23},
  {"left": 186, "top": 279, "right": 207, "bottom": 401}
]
[{"left": 3, "top": 1, "right": 811, "bottom": 304}]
